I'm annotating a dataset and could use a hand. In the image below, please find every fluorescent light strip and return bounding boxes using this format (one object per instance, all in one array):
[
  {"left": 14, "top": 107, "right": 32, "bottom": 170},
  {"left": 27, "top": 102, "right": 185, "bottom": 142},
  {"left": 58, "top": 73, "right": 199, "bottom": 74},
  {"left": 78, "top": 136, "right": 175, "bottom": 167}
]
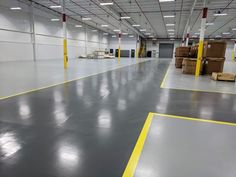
[
  {"left": 82, "top": 17, "right": 91, "bottom": 21},
  {"left": 169, "top": 33, "right": 174, "bottom": 35},
  {"left": 92, "top": 30, "right": 98, "bottom": 32},
  {"left": 166, "top": 24, "right": 175, "bottom": 26},
  {"left": 222, "top": 32, "right": 230, "bottom": 35},
  {"left": 112, "top": 35, "right": 116, "bottom": 38},
  {"left": 132, "top": 24, "right": 141, "bottom": 27},
  {"left": 192, "top": 35, "right": 198, "bottom": 38},
  {"left": 113, "top": 29, "right": 121, "bottom": 32},
  {"left": 216, "top": 35, "right": 222, "bottom": 38},
  {"left": 50, "top": 5, "right": 62, "bottom": 8},
  {"left": 149, "top": 35, "right": 154, "bottom": 38},
  {"left": 169, "top": 35, "right": 175, "bottom": 38},
  {"left": 101, "top": 24, "right": 108, "bottom": 27},
  {"left": 140, "top": 29, "right": 146, "bottom": 32},
  {"left": 159, "top": 0, "right": 175, "bottom": 2},
  {"left": 206, "top": 23, "right": 214, "bottom": 26},
  {"left": 10, "top": 7, "right": 21, "bottom": 10},
  {"left": 129, "top": 35, "right": 134, "bottom": 38},
  {"left": 167, "top": 29, "right": 175, "bottom": 32},
  {"left": 75, "top": 25, "right": 82, "bottom": 27},
  {"left": 122, "top": 33, "right": 128, "bottom": 35},
  {"left": 164, "top": 15, "right": 175, "bottom": 18},
  {"left": 100, "top": 2, "right": 113, "bottom": 5},
  {"left": 121, "top": 16, "right": 131, "bottom": 19},
  {"left": 232, "top": 28, "right": 236, "bottom": 31},
  {"left": 213, "top": 13, "right": 227, "bottom": 16},
  {"left": 51, "top": 18, "right": 60, "bottom": 21},
  {"left": 103, "top": 33, "right": 108, "bottom": 35}
]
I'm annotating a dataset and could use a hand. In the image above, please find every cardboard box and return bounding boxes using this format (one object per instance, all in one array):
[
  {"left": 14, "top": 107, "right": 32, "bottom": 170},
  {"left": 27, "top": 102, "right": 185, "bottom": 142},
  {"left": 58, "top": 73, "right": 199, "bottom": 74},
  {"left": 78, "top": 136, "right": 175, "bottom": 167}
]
[
  {"left": 175, "top": 57, "right": 184, "bottom": 68},
  {"left": 182, "top": 58, "right": 198, "bottom": 74},
  {"left": 212, "top": 72, "right": 236, "bottom": 82},
  {"left": 175, "top": 47, "right": 190, "bottom": 57},
  {"left": 204, "top": 58, "right": 225, "bottom": 74},
  {"left": 190, "top": 46, "right": 198, "bottom": 58},
  {"left": 203, "top": 41, "right": 227, "bottom": 58}
]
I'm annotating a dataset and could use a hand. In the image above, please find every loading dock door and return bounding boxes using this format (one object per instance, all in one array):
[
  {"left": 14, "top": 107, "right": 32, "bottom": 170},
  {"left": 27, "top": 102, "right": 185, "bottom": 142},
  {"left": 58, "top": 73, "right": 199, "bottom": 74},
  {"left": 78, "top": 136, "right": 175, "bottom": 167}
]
[{"left": 159, "top": 43, "right": 174, "bottom": 58}]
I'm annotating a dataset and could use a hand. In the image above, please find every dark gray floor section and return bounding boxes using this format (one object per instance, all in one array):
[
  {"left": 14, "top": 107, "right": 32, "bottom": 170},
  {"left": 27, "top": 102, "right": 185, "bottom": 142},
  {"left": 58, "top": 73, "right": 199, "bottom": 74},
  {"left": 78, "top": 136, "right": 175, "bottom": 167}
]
[
  {"left": 1, "top": 59, "right": 236, "bottom": 177},
  {"left": 135, "top": 115, "right": 236, "bottom": 177}
]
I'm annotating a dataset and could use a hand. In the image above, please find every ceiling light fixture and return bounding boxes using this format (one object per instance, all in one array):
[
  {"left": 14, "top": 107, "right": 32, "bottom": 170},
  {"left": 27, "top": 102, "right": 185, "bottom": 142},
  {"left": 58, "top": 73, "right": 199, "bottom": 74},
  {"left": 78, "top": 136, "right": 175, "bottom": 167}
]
[
  {"left": 82, "top": 17, "right": 91, "bottom": 21},
  {"left": 50, "top": 5, "right": 62, "bottom": 8},
  {"left": 75, "top": 25, "right": 82, "bottom": 28},
  {"left": 215, "top": 35, "right": 222, "bottom": 38},
  {"left": 101, "top": 24, "right": 109, "bottom": 27},
  {"left": 164, "top": 15, "right": 175, "bottom": 18},
  {"left": 169, "top": 33, "right": 174, "bottom": 35},
  {"left": 213, "top": 12, "right": 227, "bottom": 16},
  {"left": 140, "top": 29, "right": 146, "bottom": 32},
  {"left": 113, "top": 29, "right": 121, "bottom": 32},
  {"left": 92, "top": 29, "right": 98, "bottom": 32},
  {"left": 192, "top": 35, "right": 198, "bottom": 38},
  {"left": 51, "top": 18, "right": 60, "bottom": 21},
  {"left": 100, "top": 2, "right": 114, "bottom": 6},
  {"left": 103, "top": 33, "right": 108, "bottom": 35},
  {"left": 170, "top": 38, "right": 175, "bottom": 40},
  {"left": 159, "top": 0, "right": 175, "bottom": 2},
  {"left": 112, "top": 35, "right": 116, "bottom": 38},
  {"left": 149, "top": 35, "right": 154, "bottom": 38},
  {"left": 167, "top": 29, "right": 175, "bottom": 32},
  {"left": 122, "top": 33, "right": 128, "bottom": 35},
  {"left": 222, "top": 32, "right": 230, "bottom": 35},
  {"left": 169, "top": 35, "right": 175, "bottom": 38},
  {"left": 129, "top": 35, "right": 134, "bottom": 38},
  {"left": 206, "top": 22, "right": 214, "bottom": 26},
  {"left": 132, "top": 24, "right": 141, "bottom": 27},
  {"left": 166, "top": 24, "right": 175, "bottom": 26},
  {"left": 232, "top": 28, "right": 236, "bottom": 31},
  {"left": 121, "top": 16, "right": 131, "bottom": 19},
  {"left": 10, "top": 7, "right": 21, "bottom": 10}
]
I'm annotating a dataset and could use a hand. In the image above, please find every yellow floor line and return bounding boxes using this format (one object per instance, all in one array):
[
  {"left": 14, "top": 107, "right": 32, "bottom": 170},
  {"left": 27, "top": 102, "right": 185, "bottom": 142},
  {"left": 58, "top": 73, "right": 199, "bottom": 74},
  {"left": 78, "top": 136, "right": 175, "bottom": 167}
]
[
  {"left": 160, "top": 61, "right": 236, "bottom": 95},
  {"left": 122, "top": 112, "right": 154, "bottom": 177},
  {"left": 153, "top": 112, "right": 236, "bottom": 127},
  {"left": 0, "top": 60, "right": 150, "bottom": 101},
  {"left": 160, "top": 61, "right": 172, "bottom": 88}
]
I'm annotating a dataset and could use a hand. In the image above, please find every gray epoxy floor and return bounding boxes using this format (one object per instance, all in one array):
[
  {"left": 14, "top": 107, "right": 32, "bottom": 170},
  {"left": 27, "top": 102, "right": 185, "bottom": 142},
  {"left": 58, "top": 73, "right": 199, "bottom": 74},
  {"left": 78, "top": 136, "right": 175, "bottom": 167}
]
[
  {"left": 135, "top": 115, "right": 236, "bottom": 177},
  {"left": 1, "top": 58, "right": 236, "bottom": 177},
  {"left": 0, "top": 58, "right": 151, "bottom": 98},
  {"left": 162, "top": 60, "right": 236, "bottom": 94}
]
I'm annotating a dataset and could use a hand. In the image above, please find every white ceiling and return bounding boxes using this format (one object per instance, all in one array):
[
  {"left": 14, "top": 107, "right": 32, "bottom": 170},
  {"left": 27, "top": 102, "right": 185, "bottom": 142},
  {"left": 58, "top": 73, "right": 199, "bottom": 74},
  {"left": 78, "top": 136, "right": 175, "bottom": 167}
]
[{"left": 26, "top": 0, "right": 236, "bottom": 39}]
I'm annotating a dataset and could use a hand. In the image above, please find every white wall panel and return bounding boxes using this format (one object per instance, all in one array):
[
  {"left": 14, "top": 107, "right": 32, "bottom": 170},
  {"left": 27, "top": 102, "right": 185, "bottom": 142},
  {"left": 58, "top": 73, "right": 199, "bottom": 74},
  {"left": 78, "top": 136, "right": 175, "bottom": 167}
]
[
  {"left": 0, "top": 42, "right": 33, "bottom": 61},
  {"left": 0, "top": 1, "right": 108, "bottom": 62}
]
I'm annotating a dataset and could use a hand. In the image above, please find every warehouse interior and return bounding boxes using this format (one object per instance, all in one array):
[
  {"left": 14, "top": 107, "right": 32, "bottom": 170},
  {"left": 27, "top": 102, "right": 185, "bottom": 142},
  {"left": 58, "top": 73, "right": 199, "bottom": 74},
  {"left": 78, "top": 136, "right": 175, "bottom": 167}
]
[{"left": 1, "top": 0, "right": 236, "bottom": 177}]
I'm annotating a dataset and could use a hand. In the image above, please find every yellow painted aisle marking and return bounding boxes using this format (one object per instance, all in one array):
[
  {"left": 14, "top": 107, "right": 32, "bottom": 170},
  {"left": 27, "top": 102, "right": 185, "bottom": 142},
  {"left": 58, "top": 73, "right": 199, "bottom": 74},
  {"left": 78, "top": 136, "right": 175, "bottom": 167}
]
[
  {"left": 122, "top": 112, "right": 154, "bottom": 177},
  {"left": 0, "top": 59, "right": 151, "bottom": 100},
  {"left": 160, "top": 62, "right": 172, "bottom": 88},
  {"left": 153, "top": 112, "right": 236, "bottom": 127}
]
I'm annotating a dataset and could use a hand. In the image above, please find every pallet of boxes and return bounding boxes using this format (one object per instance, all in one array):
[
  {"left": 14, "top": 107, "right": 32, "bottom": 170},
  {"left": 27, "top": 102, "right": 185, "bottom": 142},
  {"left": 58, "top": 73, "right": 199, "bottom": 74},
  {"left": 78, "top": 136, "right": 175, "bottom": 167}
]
[{"left": 175, "top": 41, "right": 236, "bottom": 82}]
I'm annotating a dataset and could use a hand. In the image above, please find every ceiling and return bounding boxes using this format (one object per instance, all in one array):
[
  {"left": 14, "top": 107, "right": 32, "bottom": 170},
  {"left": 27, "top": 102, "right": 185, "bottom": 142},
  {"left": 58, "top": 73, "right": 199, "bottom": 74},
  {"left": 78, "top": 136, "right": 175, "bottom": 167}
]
[{"left": 26, "top": 0, "right": 236, "bottom": 39}]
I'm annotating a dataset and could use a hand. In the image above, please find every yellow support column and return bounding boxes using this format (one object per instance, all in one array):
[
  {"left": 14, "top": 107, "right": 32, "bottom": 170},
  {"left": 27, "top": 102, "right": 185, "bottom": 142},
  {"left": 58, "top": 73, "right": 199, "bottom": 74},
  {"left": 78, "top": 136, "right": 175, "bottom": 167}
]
[
  {"left": 195, "top": 7, "right": 208, "bottom": 76},
  {"left": 118, "top": 32, "right": 121, "bottom": 63},
  {"left": 136, "top": 35, "right": 140, "bottom": 59},
  {"left": 62, "top": 0, "right": 68, "bottom": 69},
  {"left": 233, "top": 40, "right": 236, "bottom": 61}
]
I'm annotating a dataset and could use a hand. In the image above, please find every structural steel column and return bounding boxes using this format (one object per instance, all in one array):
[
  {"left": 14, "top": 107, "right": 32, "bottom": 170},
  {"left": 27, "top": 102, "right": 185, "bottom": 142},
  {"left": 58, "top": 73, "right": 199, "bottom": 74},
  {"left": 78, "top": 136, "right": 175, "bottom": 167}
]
[
  {"left": 185, "top": 26, "right": 190, "bottom": 46},
  {"left": 118, "top": 32, "right": 121, "bottom": 63},
  {"left": 85, "top": 25, "right": 88, "bottom": 56},
  {"left": 233, "top": 40, "right": 236, "bottom": 61},
  {"left": 195, "top": 7, "right": 208, "bottom": 76},
  {"left": 30, "top": 2, "right": 36, "bottom": 61},
  {"left": 62, "top": 0, "right": 68, "bottom": 69},
  {"left": 136, "top": 35, "right": 140, "bottom": 58}
]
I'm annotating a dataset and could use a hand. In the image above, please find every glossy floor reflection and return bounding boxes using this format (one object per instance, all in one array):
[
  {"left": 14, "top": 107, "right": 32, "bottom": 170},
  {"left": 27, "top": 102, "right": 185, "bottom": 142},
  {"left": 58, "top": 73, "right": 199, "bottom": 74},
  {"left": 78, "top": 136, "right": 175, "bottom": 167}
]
[
  {"left": 1, "top": 59, "right": 236, "bottom": 177},
  {"left": 0, "top": 58, "right": 152, "bottom": 99}
]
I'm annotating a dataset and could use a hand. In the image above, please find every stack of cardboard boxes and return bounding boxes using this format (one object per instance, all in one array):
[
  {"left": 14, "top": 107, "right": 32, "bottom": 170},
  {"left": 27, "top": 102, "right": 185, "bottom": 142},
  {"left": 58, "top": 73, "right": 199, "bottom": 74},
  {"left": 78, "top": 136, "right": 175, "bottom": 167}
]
[
  {"left": 175, "top": 47, "right": 190, "bottom": 68},
  {"left": 175, "top": 41, "right": 227, "bottom": 75}
]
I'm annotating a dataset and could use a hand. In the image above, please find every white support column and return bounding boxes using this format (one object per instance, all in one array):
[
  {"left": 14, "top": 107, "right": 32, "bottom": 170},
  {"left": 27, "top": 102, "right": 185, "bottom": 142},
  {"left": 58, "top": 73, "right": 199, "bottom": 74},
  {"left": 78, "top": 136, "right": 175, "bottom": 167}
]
[
  {"left": 30, "top": 2, "right": 36, "bottom": 61},
  {"left": 62, "top": 0, "right": 68, "bottom": 69},
  {"left": 185, "top": 26, "right": 190, "bottom": 46}
]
